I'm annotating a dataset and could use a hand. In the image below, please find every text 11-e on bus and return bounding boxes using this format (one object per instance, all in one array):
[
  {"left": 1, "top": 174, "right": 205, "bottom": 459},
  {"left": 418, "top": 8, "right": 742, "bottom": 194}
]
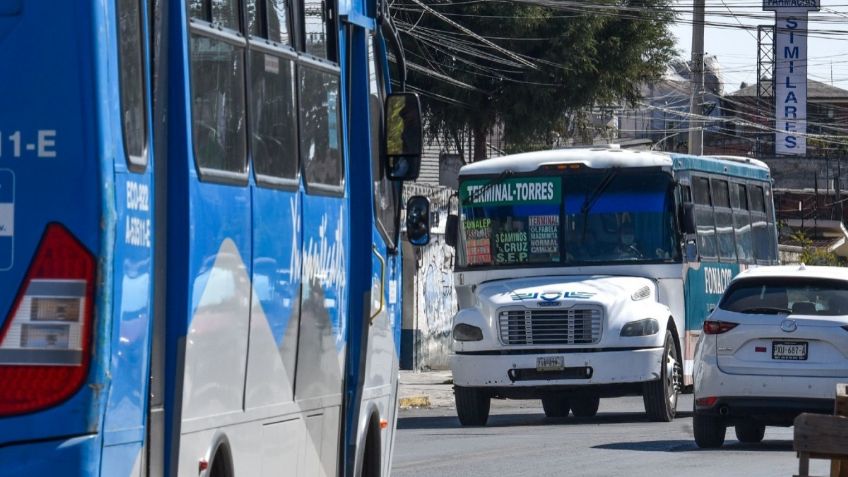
[
  {"left": 442, "top": 148, "right": 778, "bottom": 425},
  {"left": 0, "top": 0, "right": 431, "bottom": 476}
]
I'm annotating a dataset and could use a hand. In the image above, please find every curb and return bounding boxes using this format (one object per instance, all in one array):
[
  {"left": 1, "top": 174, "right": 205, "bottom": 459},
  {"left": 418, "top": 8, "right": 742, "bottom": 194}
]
[{"left": 398, "top": 395, "right": 431, "bottom": 409}]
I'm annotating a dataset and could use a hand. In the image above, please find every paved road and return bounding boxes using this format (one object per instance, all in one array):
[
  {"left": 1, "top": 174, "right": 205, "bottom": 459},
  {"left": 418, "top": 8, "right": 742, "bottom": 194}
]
[{"left": 392, "top": 394, "right": 828, "bottom": 477}]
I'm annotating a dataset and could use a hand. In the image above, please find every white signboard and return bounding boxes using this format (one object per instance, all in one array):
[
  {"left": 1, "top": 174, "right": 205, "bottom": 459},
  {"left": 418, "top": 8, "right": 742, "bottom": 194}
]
[{"left": 775, "top": 13, "right": 808, "bottom": 155}]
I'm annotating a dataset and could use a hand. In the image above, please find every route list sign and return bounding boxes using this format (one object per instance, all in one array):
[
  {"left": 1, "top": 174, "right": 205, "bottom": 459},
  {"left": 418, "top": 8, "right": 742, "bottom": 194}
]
[{"left": 764, "top": 0, "right": 818, "bottom": 155}]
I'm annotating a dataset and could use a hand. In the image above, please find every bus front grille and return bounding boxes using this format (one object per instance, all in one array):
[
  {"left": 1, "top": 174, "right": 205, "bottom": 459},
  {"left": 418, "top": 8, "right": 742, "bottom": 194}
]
[{"left": 498, "top": 307, "right": 603, "bottom": 345}]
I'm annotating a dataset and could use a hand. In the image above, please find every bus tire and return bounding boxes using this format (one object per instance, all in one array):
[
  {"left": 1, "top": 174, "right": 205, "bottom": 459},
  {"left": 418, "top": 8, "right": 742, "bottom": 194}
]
[
  {"left": 570, "top": 396, "right": 600, "bottom": 418},
  {"left": 694, "top": 414, "right": 727, "bottom": 448},
  {"left": 455, "top": 386, "right": 490, "bottom": 426},
  {"left": 735, "top": 421, "right": 765, "bottom": 443},
  {"left": 642, "top": 330, "right": 680, "bottom": 422},
  {"left": 541, "top": 395, "right": 570, "bottom": 418}
]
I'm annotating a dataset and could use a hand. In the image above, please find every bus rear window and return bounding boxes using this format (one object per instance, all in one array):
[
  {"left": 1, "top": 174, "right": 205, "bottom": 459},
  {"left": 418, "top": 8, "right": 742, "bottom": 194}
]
[{"left": 720, "top": 278, "right": 848, "bottom": 316}]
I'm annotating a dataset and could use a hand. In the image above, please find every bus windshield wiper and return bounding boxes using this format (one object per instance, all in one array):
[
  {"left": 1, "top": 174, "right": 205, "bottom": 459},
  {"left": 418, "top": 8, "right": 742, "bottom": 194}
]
[
  {"left": 580, "top": 169, "right": 618, "bottom": 215},
  {"left": 463, "top": 169, "right": 514, "bottom": 206},
  {"left": 580, "top": 169, "right": 618, "bottom": 239}
]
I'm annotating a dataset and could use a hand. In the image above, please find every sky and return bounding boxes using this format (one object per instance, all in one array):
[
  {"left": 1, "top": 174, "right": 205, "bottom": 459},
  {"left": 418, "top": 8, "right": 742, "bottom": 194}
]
[{"left": 670, "top": 0, "right": 848, "bottom": 93}]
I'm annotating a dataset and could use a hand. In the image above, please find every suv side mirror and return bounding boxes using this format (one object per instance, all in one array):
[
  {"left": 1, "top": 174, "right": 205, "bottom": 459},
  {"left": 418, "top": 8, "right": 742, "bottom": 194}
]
[
  {"left": 385, "top": 93, "right": 422, "bottom": 181},
  {"left": 445, "top": 214, "right": 459, "bottom": 248},
  {"left": 406, "top": 196, "right": 431, "bottom": 246}
]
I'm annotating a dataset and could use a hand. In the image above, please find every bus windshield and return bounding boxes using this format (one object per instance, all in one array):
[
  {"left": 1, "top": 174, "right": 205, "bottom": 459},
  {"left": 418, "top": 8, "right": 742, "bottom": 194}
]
[{"left": 457, "top": 168, "right": 680, "bottom": 268}]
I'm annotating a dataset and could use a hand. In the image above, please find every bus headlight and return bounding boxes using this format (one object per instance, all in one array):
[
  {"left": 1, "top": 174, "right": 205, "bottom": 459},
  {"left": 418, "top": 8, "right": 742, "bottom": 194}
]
[
  {"left": 453, "top": 323, "right": 483, "bottom": 341},
  {"left": 620, "top": 318, "right": 660, "bottom": 337}
]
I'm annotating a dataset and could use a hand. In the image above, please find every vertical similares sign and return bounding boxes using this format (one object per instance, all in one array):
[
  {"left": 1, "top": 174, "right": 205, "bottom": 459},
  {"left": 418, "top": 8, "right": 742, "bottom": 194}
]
[{"left": 763, "top": 0, "right": 819, "bottom": 155}]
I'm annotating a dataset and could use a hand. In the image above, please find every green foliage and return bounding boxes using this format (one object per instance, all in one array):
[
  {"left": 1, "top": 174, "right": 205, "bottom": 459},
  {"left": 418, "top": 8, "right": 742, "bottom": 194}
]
[
  {"left": 790, "top": 231, "right": 844, "bottom": 266},
  {"left": 394, "top": 0, "right": 676, "bottom": 157}
]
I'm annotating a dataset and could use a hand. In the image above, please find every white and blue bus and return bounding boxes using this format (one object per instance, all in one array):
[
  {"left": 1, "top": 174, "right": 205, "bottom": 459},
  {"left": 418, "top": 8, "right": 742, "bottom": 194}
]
[
  {"left": 0, "top": 1, "right": 427, "bottom": 476},
  {"left": 445, "top": 148, "right": 778, "bottom": 425}
]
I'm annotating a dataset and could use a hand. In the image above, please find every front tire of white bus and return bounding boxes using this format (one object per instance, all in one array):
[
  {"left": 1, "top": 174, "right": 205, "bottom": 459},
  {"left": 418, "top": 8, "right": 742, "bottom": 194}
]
[
  {"left": 570, "top": 395, "right": 600, "bottom": 418},
  {"left": 455, "top": 386, "right": 490, "bottom": 426},
  {"left": 541, "top": 395, "right": 570, "bottom": 418},
  {"left": 642, "top": 330, "right": 681, "bottom": 422}
]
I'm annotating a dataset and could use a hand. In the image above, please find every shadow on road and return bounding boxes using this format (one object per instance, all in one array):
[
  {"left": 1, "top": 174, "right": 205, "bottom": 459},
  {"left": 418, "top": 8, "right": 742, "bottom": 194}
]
[
  {"left": 593, "top": 439, "right": 794, "bottom": 453},
  {"left": 399, "top": 410, "right": 694, "bottom": 430}
]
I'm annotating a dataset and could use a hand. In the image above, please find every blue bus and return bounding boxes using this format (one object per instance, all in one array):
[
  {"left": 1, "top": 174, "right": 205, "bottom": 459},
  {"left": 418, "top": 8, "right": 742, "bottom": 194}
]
[{"left": 0, "top": 1, "right": 427, "bottom": 476}]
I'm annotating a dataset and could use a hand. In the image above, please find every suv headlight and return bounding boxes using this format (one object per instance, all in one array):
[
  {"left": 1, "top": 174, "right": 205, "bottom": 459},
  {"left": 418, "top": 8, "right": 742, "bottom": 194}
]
[
  {"left": 453, "top": 323, "right": 483, "bottom": 341},
  {"left": 620, "top": 318, "right": 660, "bottom": 337}
]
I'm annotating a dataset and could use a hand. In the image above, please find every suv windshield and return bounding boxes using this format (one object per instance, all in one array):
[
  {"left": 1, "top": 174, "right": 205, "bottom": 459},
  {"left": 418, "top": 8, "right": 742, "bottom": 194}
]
[
  {"left": 457, "top": 168, "right": 680, "bottom": 269},
  {"left": 719, "top": 277, "right": 848, "bottom": 316}
]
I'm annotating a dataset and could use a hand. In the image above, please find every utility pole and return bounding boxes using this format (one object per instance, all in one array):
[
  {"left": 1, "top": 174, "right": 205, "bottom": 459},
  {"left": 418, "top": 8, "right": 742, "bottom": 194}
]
[{"left": 688, "top": 0, "right": 705, "bottom": 156}]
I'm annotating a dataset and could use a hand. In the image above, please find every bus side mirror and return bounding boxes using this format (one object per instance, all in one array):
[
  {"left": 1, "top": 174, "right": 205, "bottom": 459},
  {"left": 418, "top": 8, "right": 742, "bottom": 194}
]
[
  {"left": 385, "top": 93, "right": 422, "bottom": 181},
  {"left": 685, "top": 239, "right": 698, "bottom": 262},
  {"left": 406, "top": 196, "right": 431, "bottom": 246},
  {"left": 445, "top": 214, "right": 459, "bottom": 248},
  {"left": 682, "top": 204, "right": 697, "bottom": 235}
]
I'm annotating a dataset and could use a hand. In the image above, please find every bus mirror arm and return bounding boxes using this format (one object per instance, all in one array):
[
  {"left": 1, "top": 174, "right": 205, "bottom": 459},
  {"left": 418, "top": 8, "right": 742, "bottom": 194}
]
[{"left": 684, "top": 239, "right": 699, "bottom": 263}]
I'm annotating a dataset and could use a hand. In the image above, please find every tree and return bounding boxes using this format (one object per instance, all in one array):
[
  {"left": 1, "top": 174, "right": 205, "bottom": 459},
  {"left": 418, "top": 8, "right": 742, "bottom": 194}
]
[{"left": 393, "top": 0, "right": 676, "bottom": 160}]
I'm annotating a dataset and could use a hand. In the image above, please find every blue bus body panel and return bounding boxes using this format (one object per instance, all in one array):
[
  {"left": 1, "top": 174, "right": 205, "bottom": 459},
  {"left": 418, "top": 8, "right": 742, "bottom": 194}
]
[
  {"left": 0, "top": 435, "right": 101, "bottom": 476},
  {"left": 684, "top": 262, "right": 740, "bottom": 332},
  {"left": 0, "top": 0, "right": 112, "bottom": 449}
]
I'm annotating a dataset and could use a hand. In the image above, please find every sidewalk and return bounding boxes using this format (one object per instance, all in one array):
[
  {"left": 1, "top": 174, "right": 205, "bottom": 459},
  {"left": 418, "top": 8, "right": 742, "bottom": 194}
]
[{"left": 398, "top": 370, "right": 455, "bottom": 409}]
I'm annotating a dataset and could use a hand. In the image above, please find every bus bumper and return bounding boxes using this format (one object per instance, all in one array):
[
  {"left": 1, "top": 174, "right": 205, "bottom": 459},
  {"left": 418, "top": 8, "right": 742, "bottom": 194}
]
[
  {"left": 0, "top": 434, "right": 100, "bottom": 476},
  {"left": 451, "top": 347, "right": 664, "bottom": 389}
]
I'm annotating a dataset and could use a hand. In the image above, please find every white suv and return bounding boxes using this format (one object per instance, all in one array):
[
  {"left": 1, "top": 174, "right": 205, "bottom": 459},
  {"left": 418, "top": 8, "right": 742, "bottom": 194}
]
[{"left": 693, "top": 265, "right": 848, "bottom": 448}]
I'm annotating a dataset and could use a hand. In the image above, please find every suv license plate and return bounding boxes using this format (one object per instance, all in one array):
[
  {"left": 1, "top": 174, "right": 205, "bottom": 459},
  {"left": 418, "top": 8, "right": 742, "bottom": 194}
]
[
  {"left": 536, "top": 356, "right": 565, "bottom": 372},
  {"left": 772, "top": 341, "right": 808, "bottom": 361}
]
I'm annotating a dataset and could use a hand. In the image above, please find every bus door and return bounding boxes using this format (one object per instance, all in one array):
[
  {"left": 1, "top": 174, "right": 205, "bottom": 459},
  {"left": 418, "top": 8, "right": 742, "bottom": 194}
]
[
  {"left": 101, "top": 0, "right": 156, "bottom": 475},
  {"left": 242, "top": 0, "right": 305, "bottom": 472},
  {"left": 171, "top": 1, "right": 254, "bottom": 474},
  {"left": 292, "top": 8, "right": 349, "bottom": 471},
  {"left": 0, "top": 1, "right": 109, "bottom": 473}
]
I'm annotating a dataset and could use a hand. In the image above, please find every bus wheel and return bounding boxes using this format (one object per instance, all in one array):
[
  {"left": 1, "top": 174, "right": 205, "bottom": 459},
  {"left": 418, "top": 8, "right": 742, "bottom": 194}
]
[
  {"left": 570, "top": 396, "right": 600, "bottom": 418},
  {"left": 643, "top": 330, "right": 680, "bottom": 422},
  {"left": 455, "top": 387, "right": 490, "bottom": 426},
  {"left": 541, "top": 395, "right": 570, "bottom": 418}
]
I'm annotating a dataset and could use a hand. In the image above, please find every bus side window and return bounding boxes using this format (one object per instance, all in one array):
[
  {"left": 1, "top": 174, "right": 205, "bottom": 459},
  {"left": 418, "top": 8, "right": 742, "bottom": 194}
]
[
  {"left": 247, "top": 0, "right": 298, "bottom": 186},
  {"left": 299, "top": 67, "right": 342, "bottom": 193},
  {"left": 732, "top": 183, "right": 753, "bottom": 263},
  {"left": 188, "top": 0, "right": 248, "bottom": 180},
  {"left": 750, "top": 184, "right": 770, "bottom": 262},
  {"left": 692, "top": 176, "right": 717, "bottom": 259},
  {"left": 711, "top": 179, "right": 736, "bottom": 262},
  {"left": 116, "top": 0, "right": 148, "bottom": 170},
  {"left": 368, "top": 35, "right": 401, "bottom": 248},
  {"left": 304, "top": 0, "right": 334, "bottom": 60}
]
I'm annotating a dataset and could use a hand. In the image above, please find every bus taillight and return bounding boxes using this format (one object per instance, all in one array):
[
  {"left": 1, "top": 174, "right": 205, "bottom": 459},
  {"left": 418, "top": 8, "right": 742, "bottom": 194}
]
[{"left": 0, "top": 224, "right": 95, "bottom": 416}]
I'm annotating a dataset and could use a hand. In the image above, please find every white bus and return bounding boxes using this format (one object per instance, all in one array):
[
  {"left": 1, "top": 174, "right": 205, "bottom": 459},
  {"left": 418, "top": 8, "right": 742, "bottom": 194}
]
[{"left": 444, "top": 147, "right": 778, "bottom": 425}]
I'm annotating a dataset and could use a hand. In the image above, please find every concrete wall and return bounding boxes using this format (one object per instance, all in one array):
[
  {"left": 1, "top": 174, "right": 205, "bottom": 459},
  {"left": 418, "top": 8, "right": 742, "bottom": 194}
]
[{"left": 401, "top": 185, "right": 457, "bottom": 371}]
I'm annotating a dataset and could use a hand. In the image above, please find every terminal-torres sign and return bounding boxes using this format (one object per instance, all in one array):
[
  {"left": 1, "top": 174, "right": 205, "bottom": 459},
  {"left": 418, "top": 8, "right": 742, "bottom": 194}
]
[{"left": 763, "top": 0, "right": 819, "bottom": 156}]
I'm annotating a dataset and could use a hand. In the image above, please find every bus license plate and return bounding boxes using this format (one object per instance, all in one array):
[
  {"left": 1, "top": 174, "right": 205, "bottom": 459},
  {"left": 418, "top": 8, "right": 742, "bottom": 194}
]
[
  {"left": 772, "top": 341, "right": 808, "bottom": 361},
  {"left": 536, "top": 356, "right": 565, "bottom": 372}
]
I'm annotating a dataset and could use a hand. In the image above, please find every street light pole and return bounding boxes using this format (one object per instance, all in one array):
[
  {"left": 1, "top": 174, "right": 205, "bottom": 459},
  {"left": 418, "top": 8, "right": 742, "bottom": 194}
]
[{"left": 689, "top": 0, "right": 705, "bottom": 155}]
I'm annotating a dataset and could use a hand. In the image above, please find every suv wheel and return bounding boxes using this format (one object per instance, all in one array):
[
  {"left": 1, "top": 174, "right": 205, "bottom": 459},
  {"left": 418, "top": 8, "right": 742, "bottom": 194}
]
[
  {"left": 694, "top": 414, "right": 727, "bottom": 448},
  {"left": 455, "top": 386, "right": 490, "bottom": 426},
  {"left": 735, "top": 421, "right": 766, "bottom": 443}
]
